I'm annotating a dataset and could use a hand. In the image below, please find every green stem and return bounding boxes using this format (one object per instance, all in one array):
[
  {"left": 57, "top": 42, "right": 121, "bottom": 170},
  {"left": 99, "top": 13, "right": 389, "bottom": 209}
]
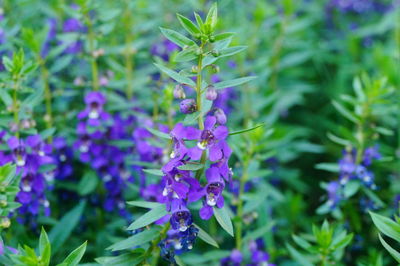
[
  {"left": 124, "top": 2, "right": 134, "bottom": 99},
  {"left": 141, "top": 223, "right": 170, "bottom": 265},
  {"left": 86, "top": 14, "right": 99, "bottom": 91},
  {"left": 269, "top": 16, "right": 287, "bottom": 91},
  {"left": 41, "top": 62, "right": 53, "bottom": 140},
  {"left": 12, "top": 80, "right": 19, "bottom": 138}
]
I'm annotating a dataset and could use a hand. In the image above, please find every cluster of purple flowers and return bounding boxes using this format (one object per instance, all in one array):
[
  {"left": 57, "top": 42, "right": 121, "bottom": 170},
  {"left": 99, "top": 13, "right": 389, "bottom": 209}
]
[
  {"left": 0, "top": 132, "right": 53, "bottom": 226},
  {"left": 159, "top": 224, "right": 199, "bottom": 263},
  {"left": 221, "top": 239, "right": 275, "bottom": 266},
  {"left": 74, "top": 91, "right": 135, "bottom": 217},
  {"left": 326, "top": 146, "right": 381, "bottom": 209},
  {"left": 41, "top": 5, "right": 85, "bottom": 58},
  {"left": 327, "top": 0, "right": 392, "bottom": 14}
]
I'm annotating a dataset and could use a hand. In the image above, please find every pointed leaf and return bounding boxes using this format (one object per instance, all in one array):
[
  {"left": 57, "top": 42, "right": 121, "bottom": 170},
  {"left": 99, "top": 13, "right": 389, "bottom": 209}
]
[
  {"left": 379, "top": 234, "right": 400, "bottom": 263},
  {"left": 177, "top": 14, "right": 200, "bottom": 36},
  {"left": 213, "top": 76, "right": 257, "bottom": 91},
  {"left": 145, "top": 126, "right": 171, "bottom": 140},
  {"left": 127, "top": 205, "right": 168, "bottom": 230},
  {"left": 194, "top": 224, "right": 219, "bottom": 248},
  {"left": 154, "top": 63, "right": 196, "bottom": 87},
  {"left": 229, "top": 124, "right": 265, "bottom": 136},
  {"left": 213, "top": 206, "right": 234, "bottom": 237},
  {"left": 160, "top": 27, "right": 196, "bottom": 48},
  {"left": 107, "top": 228, "right": 160, "bottom": 251},
  {"left": 57, "top": 241, "right": 87, "bottom": 266}
]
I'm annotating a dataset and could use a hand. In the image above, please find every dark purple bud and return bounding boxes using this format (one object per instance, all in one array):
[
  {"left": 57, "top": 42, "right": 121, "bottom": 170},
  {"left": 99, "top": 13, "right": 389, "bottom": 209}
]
[
  {"left": 215, "top": 108, "right": 227, "bottom": 124},
  {"left": 173, "top": 84, "right": 186, "bottom": 99},
  {"left": 180, "top": 99, "right": 197, "bottom": 114},
  {"left": 206, "top": 86, "right": 217, "bottom": 101}
]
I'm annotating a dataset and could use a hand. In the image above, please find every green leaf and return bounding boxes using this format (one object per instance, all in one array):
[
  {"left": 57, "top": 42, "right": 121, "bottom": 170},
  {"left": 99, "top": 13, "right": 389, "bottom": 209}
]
[
  {"left": 127, "top": 205, "right": 168, "bottom": 230},
  {"left": 378, "top": 234, "right": 400, "bottom": 263},
  {"left": 145, "top": 126, "right": 171, "bottom": 140},
  {"left": 285, "top": 243, "right": 313, "bottom": 266},
  {"left": 370, "top": 212, "right": 400, "bottom": 242},
  {"left": 292, "top": 235, "right": 311, "bottom": 250},
  {"left": 127, "top": 201, "right": 164, "bottom": 209},
  {"left": 95, "top": 253, "right": 144, "bottom": 266},
  {"left": 315, "top": 163, "right": 340, "bottom": 173},
  {"left": 177, "top": 14, "right": 200, "bottom": 36},
  {"left": 39, "top": 227, "right": 51, "bottom": 266},
  {"left": 194, "top": 224, "right": 219, "bottom": 248},
  {"left": 213, "top": 32, "right": 235, "bottom": 41},
  {"left": 229, "top": 124, "right": 265, "bottom": 136},
  {"left": 205, "top": 3, "right": 218, "bottom": 32},
  {"left": 213, "top": 206, "right": 234, "bottom": 237},
  {"left": 57, "top": 241, "right": 87, "bottom": 266},
  {"left": 194, "top": 12, "right": 204, "bottom": 31},
  {"left": 0, "top": 89, "right": 12, "bottom": 106},
  {"left": 40, "top": 128, "right": 56, "bottom": 140},
  {"left": 107, "top": 228, "right": 160, "bottom": 251},
  {"left": 332, "top": 100, "right": 359, "bottom": 124},
  {"left": 327, "top": 132, "right": 352, "bottom": 146},
  {"left": 353, "top": 77, "right": 366, "bottom": 102},
  {"left": 213, "top": 76, "right": 257, "bottom": 91},
  {"left": 154, "top": 63, "right": 196, "bottom": 87},
  {"left": 174, "top": 48, "right": 197, "bottom": 62},
  {"left": 343, "top": 181, "right": 360, "bottom": 198},
  {"left": 142, "top": 169, "right": 164, "bottom": 176},
  {"left": 78, "top": 171, "right": 99, "bottom": 196},
  {"left": 332, "top": 232, "right": 353, "bottom": 250},
  {"left": 49, "top": 201, "right": 86, "bottom": 254},
  {"left": 160, "top": 27, "right": 196, "bottom": 48},
  {"left": 217, "top": 46, "right": 247, "bottom": 57},
  {"left": 177, "top": 164, "right": 204, "bottom": 171}
]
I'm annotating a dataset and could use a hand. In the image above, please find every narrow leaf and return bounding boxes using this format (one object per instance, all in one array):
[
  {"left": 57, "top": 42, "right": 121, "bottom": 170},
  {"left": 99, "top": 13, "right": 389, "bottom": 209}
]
[
  {"left": 229, "top": 124, "right": 265, "bottom": 136},
  {"left": 154, "top": 63, "right": 196, "bottom": 87},
  {"left": 194, "top": 224, "right": 219, "bottom": 248},
  {"left": 57, "top": 241, "right": 87, "bottom": 266},
  {"left": 177, "top": 164, "right": 204, "bottom": 171},
  {"left": 142, "top": 169, "right": 164, "bottom": 176},
  {"left": 127, "top": 201, "right": 164, "bottom": 209},
  {"left": 127, "top": 205, "right": 168, "bottom": 230},
  {"left": 145, "top": 126, "right": 171, "bottom": 140},
  {"left": 213, "top": 206, "right": 234, "bottom": 237},
  {"left": 370, "top": 212, "right": 400, "bottom": 242},
  {"left": 332, "top": 100, "right": 359, "bottom": 123},
  {"left": 177, "top": 14, "right": 200, "bottom": 36},
  {"left": 379, "top": 234, "right": 400, "bottom": 263},
  {"left": 160, "top": 27, "right": 195, "bottom": 48},
  {"left": 49, "top": 201, "right": 86, "bottom": 254},
  {"left": 213, "top": 76, "right": 257, "bottom": 90},
  {"left": 107, "top": 228, "right": 160, "bottom": 251}
]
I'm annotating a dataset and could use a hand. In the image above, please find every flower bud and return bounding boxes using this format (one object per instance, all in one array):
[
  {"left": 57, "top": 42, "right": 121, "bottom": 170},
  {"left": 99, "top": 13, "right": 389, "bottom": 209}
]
[
  {"left": 206, "top": 86, "right": 217, "bottom": 101},
  {"left": 215, "top": 108, "right": 227, "bottom": 124},
  {"left": 211, "top": 64, "right": 220, "bottom": 73},
  {"left": 0, "top": 217, "right": 10, "bottom": 228},
  {"left": 211, "top": 50, "right": 220, "bottom": 57},
  {"left": 173, "top": 85, "right": 186, "bottom": 99},
  {"left": 180, "top": 99, "right": 197, "bottom": 114},
  {"left": 191, "top": 65, "right": 199, "bottom": 73}
]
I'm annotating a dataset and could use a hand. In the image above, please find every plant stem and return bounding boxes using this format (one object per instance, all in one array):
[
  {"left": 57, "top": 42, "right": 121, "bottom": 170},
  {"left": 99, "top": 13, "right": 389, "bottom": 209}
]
[
  {"left": 12, "top": 80, "right": 19, "bottom": 138},
  {"left": 196, "top": 45, "right": 204, "bottom": 130},
  {"left": 86, "top": 14, "right": 99, "bottom": 91},
  {"left": 141, "top": 223, "right": 170, "bottom": 265},
  {"left": 40, "top": 62, "right": 53, "bottom": 140},
  {"left": 195, "top": 43, "right": 206, "bottom": 180},
  {"left": 124, "top": 1, "right": 134, "bottom": 99},
  {"left": 269, "top": 16, "right": 288, "bottom": 91}
]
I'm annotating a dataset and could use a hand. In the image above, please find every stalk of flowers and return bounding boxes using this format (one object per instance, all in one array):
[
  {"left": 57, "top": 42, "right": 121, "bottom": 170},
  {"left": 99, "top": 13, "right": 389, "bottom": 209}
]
[
  {"left": 324, "top": 145, "right": 381, "bottom": 210},
  {"left": 136, "top": 4, "right": 256, "bottom": 263},
  {"left": 74, "top": 91, "right": 136, "bottom": 217}
]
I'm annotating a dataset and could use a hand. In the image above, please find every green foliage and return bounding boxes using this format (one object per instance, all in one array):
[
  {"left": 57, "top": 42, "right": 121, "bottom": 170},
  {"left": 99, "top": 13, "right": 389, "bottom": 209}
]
[{"left": 288, "top": 221, "right": 353, "bottom": 266}]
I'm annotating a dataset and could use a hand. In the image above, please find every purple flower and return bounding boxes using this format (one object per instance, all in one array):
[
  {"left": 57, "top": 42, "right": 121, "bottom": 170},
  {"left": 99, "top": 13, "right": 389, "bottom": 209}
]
[
  {"left": 221, "top": 249, "right": 242, "bottom": 266},
  {"left": 77, "top": 91, "right": 110, "bottom": 127},
  {"left": 169, "top": 199, "right": 193, "bottom": 232},
  {"left": 362, "top": 145, "right": 381, "bottom": 166},
  {"left": 187, "top": 116, "right": 230, "bottom": 162},
  {"left": 151, "top": 39, "right": 180, "bottom": 62},
  {"left": 179, "top": 99, "right": 197, "bottom": 114}
]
